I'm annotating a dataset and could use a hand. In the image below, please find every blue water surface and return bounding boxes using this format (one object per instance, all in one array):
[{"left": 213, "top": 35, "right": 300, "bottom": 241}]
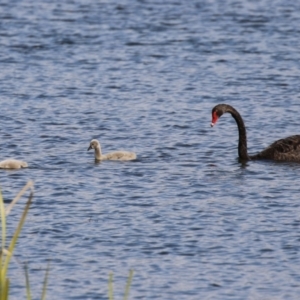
[{"left": 1, "top": 0, "right": 300, "bottom": 299}]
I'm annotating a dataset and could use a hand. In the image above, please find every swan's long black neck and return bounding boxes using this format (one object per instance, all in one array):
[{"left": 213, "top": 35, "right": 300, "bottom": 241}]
[{"left": 225, "top": 105, "right": 249, "bottom": 160}]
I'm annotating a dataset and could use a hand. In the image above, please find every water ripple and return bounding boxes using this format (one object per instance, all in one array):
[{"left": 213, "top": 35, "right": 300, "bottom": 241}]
[{"left": 1, "top": 0, "right": 300, "bottom": 299}]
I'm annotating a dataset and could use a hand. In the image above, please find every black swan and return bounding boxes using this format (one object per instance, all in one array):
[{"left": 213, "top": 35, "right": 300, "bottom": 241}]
[{"left": 211, "top": 104, "right": 300, "bottom": 161}]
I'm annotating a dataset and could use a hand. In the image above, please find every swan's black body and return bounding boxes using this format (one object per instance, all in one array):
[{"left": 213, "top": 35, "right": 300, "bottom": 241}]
[{"left": 211, "top": 104, "right": 300, "bottom": 162}]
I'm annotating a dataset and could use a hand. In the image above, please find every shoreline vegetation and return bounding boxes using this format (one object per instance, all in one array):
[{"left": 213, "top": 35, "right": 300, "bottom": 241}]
[{"left": 0, "top": 181, "right": 133, "bottom": 300}]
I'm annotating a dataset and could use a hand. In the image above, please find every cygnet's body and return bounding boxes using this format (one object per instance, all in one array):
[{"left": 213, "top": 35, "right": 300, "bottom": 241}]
[
  {"left": 88, "top": 139, "right": 136, "bottom": 161},
  {"left": 0, "top": 159, "right": 28, "bottom": 169}
]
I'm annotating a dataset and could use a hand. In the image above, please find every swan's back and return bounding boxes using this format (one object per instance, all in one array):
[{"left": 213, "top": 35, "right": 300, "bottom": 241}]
[
  {"left": 104, "top": 151, "right": 137, "bottom": 161},
  {"left": 0, "top": 159, "right": 28, "bottom": 169},
  {"left": 251, "top": 135, "right": 300, "bottom": 161}
]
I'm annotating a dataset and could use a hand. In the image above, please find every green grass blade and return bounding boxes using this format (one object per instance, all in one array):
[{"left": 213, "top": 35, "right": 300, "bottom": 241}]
[
  {"left": 0, "top": 249, "right": 11, "bottom": 299},
  {"left": 1, "top": 278, "right": 9, "bottom": 300},
  {"left": 0, "top": 190, "right": 7, "bottom": 297},
  {"left": 108, "top": 272, "right": 114, "bottom": 300},
  {"left": 0, "top": 182, "right": 34, "bottom": 300},
  {"left": 123, "top": 270, "right": 134, "bottom": 300},
  {"left": 24, "top": 262, "right": 31, "bottom": 300},
  {"left": 0, "top": 189, "right": 6, "bottom": 254},
  {"left": 41, "top": 261, "right": 50, "bottom": 300},
  {"left": 3, "top": 191, "right": 33, "bottom": 277},
  {"left": 0, "top": 250, "right": 2, "bottom": 300},
  {"left": 5, "top": 181, "right": 34, "bottom": 216}
]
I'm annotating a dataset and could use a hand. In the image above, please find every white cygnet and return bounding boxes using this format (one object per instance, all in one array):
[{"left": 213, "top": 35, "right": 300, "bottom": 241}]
[
  {"left": 0, "top": 159, "right": 28, "bottom": 169},
  {"left": 87, "top": 139, "right": 136, "bottom": 161}
]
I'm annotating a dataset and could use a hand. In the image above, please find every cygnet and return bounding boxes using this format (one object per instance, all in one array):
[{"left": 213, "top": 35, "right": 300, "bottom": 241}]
[
  {"left": 87, "top": 139, "right": 136, "bottom": 161},
  {"left": 0, "top": 159, "right": 28, "bottom": 169}
]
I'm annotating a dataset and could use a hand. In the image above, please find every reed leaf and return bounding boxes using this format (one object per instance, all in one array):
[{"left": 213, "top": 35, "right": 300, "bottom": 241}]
[
  {"left": 0, "top": 181, "right": 34, "bottom": 300},
  {"left": 0, "top": 190, "right": 7, "bottom": 299},
  {"left": 24, "top": 263, "right": 32, "bottom": 300},
  {"left": 123, "top": 270, "right": 134, "bottom": 300},
  {"left": 2, "top": 278, "right": 9, "bottom": 300},
  {"left": 2, "top": 190, "right": 33, "bottom": 281},
  {"left": 0, "top": 190, "right": 6, "bottom": 256},
  {"left": 41, "top": 261, "right": 50, "bottom": 300},
  {"left": 108, "top": 272, "right": 114, "bottom": 300},
  {"left": 5, "top": 181, "right": 34, "bottom": 216},
  {"left": 107, "top": 270, "right": 134, "bottom": 300}
]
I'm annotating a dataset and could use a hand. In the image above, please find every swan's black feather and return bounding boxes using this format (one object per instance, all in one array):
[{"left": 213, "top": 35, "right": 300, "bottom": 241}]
[
  {"left": 212, "top": 104, "right": 300, "bottom": 162},
  {"left": 251, "top": 135, "right": 300, "bottom": 161}
]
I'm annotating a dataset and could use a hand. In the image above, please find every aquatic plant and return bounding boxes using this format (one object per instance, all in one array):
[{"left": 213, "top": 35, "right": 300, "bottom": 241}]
[
  {"left": 0, "top": 180, "right": 133, "bottom": 300},
  {"left": 108, "top": 270, "right": 134, "bottom": 300},
  {"left": 0, "top": 181, "right": 49, "bottom": 300}
]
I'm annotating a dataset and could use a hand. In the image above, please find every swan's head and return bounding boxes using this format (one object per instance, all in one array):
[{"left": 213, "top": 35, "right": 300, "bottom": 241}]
[
  {"left": 211, "top": 104, "right": 227, "bottom": 127},
  {"left": 21, "top": 161, "right": 28, "bottom": 168},
  {"left": 88, "top": 139, "right": 100, "bottom": 151}
]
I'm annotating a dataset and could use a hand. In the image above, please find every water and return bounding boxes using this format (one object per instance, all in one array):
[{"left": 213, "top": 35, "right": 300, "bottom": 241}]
[{"left": 1, "top": 0, "right": 300, "bottom": 299}]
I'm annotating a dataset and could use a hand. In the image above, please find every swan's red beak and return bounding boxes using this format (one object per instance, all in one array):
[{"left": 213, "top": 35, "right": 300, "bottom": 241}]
[{"left": 211, "top": 111, "right": 219, "bottom": 127}]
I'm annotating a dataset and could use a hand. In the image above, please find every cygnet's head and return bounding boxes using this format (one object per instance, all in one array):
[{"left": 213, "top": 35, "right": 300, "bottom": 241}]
[
  {"left": 21, "top": 161, "right": 28, "bottom": 168},
  {"left": 87, "top": 139, "right": 100, "bottom": 151}
]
